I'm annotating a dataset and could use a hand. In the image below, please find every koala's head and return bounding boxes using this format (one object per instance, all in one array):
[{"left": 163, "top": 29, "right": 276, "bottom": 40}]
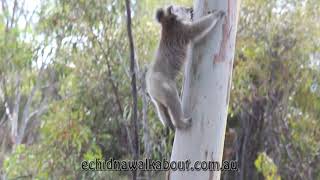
[{"left": 156, "top": 5, "right": 193, "bottom": 25}]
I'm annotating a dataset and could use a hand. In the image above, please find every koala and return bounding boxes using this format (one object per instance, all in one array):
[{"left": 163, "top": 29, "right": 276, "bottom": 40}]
[{"left": 146, "top": 5, "right": 225, "bottom": 130}]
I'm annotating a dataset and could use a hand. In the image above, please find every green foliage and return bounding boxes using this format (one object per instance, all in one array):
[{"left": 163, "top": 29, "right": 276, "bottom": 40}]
[
  {"left": 230, "top": 0, "right": 320, "bottom": 178},
  {"left": 255, "top": 152, "right": 281, "bottom": 180}
]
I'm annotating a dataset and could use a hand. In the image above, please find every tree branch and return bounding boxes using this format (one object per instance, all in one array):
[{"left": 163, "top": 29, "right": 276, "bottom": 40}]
[
  {"left": 93, "top": 38, "right": 124, "bottom": 115},
  {"left": 11, "top": 73, "right": 22, "bottom": 142},
  {"left": 1, "top": 0, "right": 9, "bottom": 32},
  {"left": 125, "top": 0, "right": 138, "bottom": 154},
  {"left": 9, "top": 0, "right": 18, "bottom": 29},
  {"left": 18, "top": 62, "right": 46, "bottom": 144},
  {"left": 141, "top": 67, "right": 151, "bottom": 180},
  {"left": 90, "top": 30, "right": 136, "bottom": 161},
  {"left": 125, "top": 0, "right": 139, "bottom": 179}
]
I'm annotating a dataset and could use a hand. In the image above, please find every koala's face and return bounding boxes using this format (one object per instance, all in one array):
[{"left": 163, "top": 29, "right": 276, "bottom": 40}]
[
  {"left": 168, "top": 5, "right": 193, "bottom": 23},
  {"left": 156, "top": 5, "right": 193, "bottom": 24}
]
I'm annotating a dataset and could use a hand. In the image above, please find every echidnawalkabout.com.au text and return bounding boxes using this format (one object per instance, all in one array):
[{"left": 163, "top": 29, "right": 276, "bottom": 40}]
[{"left": 81, "top": 158, "right": 238, "bottom": 171}]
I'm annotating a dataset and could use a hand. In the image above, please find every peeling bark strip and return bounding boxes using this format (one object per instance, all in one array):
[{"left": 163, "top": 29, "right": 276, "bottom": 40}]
[
  {"left": 214, "top": 0, "right": 234, "bottom": 64},
  {"left": 226, "top": 59, "right": 234, "bottom": 105},
  {"left": 169, "top": 0, "right": 241, "bottom": 179},
  {"left": 214, "top": 21, "right": 231, "bottom": 63}
]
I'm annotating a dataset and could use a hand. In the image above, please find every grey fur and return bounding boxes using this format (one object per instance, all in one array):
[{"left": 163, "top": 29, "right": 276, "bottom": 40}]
[{"left": 146, "top": 5, "right": 225, "bottom": 130}]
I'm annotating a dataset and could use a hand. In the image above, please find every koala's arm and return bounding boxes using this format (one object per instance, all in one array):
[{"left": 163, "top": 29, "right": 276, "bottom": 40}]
[{"left": 187, "top": 10, "right": 225, "bottom": 43}]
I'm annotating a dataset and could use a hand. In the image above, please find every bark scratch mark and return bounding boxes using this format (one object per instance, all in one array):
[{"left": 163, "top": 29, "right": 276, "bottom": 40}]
[{"left": 205, "top": 150, "right": 208, "bottom": 159}]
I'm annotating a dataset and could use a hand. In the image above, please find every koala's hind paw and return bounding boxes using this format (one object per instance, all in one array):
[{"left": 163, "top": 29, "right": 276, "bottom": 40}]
[{"left": 182, "top": 117, "right": 192, "bottom": 129}]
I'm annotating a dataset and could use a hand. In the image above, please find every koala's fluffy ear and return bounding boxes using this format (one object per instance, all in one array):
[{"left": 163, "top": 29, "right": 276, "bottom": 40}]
[
  {"left": 156, "top": 8, "right": 164, "bottom": 22},
  {"left": 187, "top": 7, "right": 194, "bottom": 20},
  {"left": 167, "top": 5, "right": 173, "bottom": 15}
]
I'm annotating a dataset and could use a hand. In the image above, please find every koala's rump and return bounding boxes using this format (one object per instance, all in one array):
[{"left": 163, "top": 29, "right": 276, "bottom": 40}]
[{"left": 146, "top": 71, "right": 178, "bottom": 104}]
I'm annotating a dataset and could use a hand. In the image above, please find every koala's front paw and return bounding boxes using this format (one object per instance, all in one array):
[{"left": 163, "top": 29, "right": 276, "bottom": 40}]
[
  {"left": 208, "top": 10, "right": 226, "bottom": 18},
  {"left": 207, "top": 10, "right": 214, "bottom": 14},
  {"left": 217, "top": 11, "right": 226, "bottom": 18}
]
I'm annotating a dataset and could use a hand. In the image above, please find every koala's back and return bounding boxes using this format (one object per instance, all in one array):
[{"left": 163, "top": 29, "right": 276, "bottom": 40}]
[{"left": 151, "top": 29, "right": 189, "bottom": 79}]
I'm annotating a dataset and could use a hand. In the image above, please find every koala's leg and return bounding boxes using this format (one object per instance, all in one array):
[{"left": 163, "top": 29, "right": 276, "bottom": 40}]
[
  {"left": 158, "top": 102, "right": 175, "bottom": 130},
  {"left": 152, "top": 98, "right": 175, "bottom": 130},
  {"left": 165, "top": 91, "right": 192, "bottom": 129}
]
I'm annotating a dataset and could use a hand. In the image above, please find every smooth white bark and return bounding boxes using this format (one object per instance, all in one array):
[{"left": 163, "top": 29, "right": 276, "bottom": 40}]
[{"left": 169, "top": 0, "right": 240, "bottom": 179}]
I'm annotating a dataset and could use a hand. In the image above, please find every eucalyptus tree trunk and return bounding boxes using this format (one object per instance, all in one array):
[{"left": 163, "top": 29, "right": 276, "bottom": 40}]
[{"left": 169, "top": 0, "right": 241, "bottom": 179}]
